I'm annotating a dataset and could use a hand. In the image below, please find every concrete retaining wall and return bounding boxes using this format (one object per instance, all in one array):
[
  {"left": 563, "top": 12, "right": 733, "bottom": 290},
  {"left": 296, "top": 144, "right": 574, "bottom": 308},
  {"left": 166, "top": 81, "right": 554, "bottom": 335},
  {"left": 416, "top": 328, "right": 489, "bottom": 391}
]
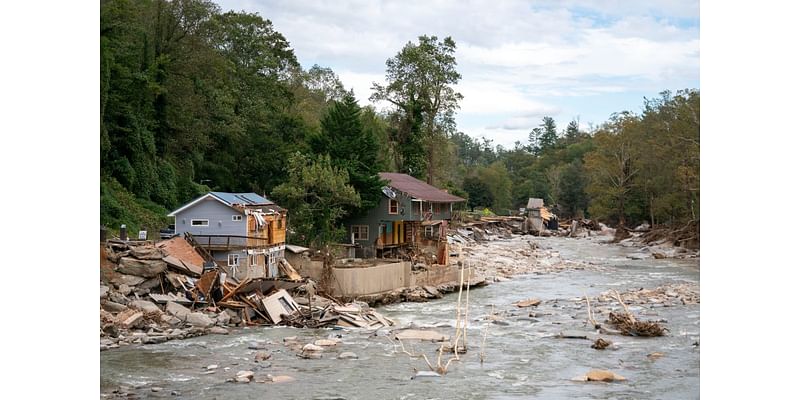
[{"left": 294, "top": 257, "right": 462, "bottom": 298}]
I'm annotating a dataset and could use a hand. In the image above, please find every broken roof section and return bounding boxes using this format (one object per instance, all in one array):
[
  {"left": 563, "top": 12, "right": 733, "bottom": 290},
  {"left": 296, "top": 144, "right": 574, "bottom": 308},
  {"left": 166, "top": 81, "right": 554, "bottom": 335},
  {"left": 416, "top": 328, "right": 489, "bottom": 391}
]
[
  {"left": 168, "top": 192, "right": 282, "bottom": 216},
  {"left": 379, "top": 172, "right": 465, "bottom": 203}
]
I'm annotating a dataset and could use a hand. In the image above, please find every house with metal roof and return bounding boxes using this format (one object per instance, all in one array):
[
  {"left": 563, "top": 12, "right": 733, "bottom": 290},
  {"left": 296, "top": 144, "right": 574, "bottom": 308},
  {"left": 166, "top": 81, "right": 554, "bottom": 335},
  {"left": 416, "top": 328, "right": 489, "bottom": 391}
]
[
  {"left": 344, "top": 173, "right": 465, "bottom": 259},
  {"left": 167, "top": 192, "right": 287, "bottom": 280}
]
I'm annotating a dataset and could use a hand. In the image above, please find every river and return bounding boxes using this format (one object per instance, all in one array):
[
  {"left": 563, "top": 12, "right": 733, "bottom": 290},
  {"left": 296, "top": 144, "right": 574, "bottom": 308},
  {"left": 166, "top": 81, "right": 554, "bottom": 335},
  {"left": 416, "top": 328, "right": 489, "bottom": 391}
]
[{"left": 100, "top": 236, "right": 700, "bottom": 399}]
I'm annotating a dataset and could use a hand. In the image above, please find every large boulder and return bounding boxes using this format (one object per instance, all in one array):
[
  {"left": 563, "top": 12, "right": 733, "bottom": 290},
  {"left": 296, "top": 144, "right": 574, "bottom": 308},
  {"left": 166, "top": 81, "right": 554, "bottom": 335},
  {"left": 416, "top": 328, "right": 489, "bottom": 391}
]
[
  {"left": 129, "top": 300, "right": 161, "bottom": 314},
  {"left": 117, "top": 257, "right": 167, "bottom": 278},
  {"left": 186, "top": 312, "right": 215, "bottom": 328},
  {"left": 165, "top": 301, "right": 191, "bottom": 321}
]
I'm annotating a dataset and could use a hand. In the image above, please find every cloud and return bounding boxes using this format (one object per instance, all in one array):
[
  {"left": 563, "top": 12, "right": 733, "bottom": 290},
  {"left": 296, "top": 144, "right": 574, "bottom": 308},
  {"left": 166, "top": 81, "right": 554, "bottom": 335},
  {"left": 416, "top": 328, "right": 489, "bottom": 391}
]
[{"left": 216, "top": 0, "right": 699, "bottom": 148}]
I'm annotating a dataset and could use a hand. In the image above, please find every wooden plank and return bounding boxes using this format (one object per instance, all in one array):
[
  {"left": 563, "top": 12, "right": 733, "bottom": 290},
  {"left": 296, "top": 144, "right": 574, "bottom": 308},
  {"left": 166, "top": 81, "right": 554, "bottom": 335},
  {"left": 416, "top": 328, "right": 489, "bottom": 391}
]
[
  {"left": 195, "top": 270, "right": 219, "bottom": 299},
  {"left": 219, "top": 277, "right": 251, "bottom": 302}
]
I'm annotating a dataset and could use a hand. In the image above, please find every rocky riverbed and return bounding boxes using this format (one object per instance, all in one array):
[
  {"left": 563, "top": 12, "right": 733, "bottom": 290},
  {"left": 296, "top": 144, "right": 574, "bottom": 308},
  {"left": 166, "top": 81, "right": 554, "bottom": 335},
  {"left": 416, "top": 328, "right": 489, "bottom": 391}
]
[{"left": 101, "top": 235, "right": 699, "bottom": 399}]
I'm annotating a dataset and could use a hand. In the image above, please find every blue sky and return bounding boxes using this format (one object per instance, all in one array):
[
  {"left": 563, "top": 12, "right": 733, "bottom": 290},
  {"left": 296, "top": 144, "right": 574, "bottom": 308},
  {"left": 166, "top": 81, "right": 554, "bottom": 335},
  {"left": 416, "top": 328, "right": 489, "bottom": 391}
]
[{"left": 217, "top": 0, "right": 699, "bottom": 148}]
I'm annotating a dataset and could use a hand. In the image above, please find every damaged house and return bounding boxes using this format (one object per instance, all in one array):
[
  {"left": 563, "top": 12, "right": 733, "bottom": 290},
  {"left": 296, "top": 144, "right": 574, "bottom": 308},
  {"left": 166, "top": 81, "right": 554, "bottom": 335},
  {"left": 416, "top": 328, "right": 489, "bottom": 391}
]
[
  {"left": 345, "top": 173, "right": 465, "bottom": 260},
  {"left": 167, "top": 192, "right": 287, "bottom": 280},
  {"left": 523, "top": 197, "right": 558, "bottom": 234}
]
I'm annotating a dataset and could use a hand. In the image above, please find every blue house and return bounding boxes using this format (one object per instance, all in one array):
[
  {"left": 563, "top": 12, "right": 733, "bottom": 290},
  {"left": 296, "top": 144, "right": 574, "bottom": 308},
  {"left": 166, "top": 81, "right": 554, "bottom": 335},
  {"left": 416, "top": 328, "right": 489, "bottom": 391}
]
[
  {"left": 167, "top": 192, "right": 287, "bottom": 280},
  {"left": 344, "top": 173, "right": 465, "bottom": 259}
]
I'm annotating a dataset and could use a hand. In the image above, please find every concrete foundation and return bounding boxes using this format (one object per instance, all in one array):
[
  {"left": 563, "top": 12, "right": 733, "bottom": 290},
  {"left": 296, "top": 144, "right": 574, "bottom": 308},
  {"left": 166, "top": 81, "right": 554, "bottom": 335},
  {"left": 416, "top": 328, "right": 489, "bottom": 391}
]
[{"left": 295, "top": 258, "right": 462, "bottom": 298}]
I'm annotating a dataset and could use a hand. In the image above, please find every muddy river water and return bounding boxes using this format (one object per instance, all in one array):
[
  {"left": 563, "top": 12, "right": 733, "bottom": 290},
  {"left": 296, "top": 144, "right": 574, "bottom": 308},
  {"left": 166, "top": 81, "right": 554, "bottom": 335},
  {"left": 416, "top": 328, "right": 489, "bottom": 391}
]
[{"left": 101, "top": 236, "right": 700, "bottom": 399}]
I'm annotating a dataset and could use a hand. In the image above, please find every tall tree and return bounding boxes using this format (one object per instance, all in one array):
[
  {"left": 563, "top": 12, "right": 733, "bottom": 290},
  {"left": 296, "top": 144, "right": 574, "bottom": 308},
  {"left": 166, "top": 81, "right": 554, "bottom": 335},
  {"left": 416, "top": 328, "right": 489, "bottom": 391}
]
[
  {"left": 272, "top": 153, "right": 361, "bottom": 247},
  {"left": 584, "top": 113, "right": 641, "bottom": 226},
  {"left": 371, "top": 35, "right": 463, "bottom": 184},
  {"left": 311, "top": 91, "right": 384, "bottom": 215},
  {"left": 539, "top": 116, "right": 559, "bottom": 152}
]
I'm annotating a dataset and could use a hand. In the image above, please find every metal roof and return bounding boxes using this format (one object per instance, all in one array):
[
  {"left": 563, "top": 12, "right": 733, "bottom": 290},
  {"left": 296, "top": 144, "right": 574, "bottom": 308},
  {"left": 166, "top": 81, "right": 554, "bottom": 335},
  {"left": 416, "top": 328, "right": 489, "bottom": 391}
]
[
  {"left": 379, "top": 173, "right": 465, "bottom": 203},
  {"left": 210, "top": 192, "right": 273, "bottom": 206},
  {"left": 167, "top": 192, "right": 277, "bottom": 216}
]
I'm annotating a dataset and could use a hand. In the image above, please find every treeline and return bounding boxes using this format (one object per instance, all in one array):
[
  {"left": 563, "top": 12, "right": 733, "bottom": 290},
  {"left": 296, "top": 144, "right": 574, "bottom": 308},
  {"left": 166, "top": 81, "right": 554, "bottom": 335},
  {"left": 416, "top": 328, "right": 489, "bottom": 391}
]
[{"left": 100, "top": 0, "right": 699, "bottom": 244}]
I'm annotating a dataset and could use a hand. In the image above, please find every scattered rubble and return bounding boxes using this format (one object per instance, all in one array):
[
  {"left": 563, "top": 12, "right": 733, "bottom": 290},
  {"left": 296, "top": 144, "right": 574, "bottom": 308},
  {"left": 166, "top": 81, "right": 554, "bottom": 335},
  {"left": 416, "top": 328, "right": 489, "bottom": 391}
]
[{"left": 100, "top": 237, "right": 394, "bottom": 351}]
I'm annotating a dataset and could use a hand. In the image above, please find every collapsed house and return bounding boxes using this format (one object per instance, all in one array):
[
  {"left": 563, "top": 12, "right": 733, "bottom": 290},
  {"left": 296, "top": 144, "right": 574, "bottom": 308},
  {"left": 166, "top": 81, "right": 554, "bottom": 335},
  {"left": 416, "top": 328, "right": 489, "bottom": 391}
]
[
  {"left": 344, "top": 172, "right": 466, "bottom": 263},
  {"left": 167, "top": 192, "right": 287, "bottom": 281},
  {"left": 521, "top": 198, "right": 558, "bottom": 235}
]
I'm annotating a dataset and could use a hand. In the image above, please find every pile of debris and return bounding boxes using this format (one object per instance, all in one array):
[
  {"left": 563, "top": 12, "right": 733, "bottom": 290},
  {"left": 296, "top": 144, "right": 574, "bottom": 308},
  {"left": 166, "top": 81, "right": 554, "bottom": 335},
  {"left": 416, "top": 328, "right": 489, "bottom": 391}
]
[
  {"left": 283, "top": 301, "right": 394, "bottom": 329},
  {"left": 593, "top": 283, "right": 700, "bottom": 307},
  {"left": 608, "top": 311, "right": 666, "bottom": 337},
  {"left": 100, "top": 237, "right": 393, "bottom": 351}
]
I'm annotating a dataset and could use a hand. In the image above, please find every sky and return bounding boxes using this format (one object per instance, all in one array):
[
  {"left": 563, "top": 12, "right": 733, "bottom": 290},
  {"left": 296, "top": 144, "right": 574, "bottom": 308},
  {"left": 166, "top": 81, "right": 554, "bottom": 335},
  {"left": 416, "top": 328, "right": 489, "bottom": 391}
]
[{"left": 216, "top": 0, "right": 699, "bottom": 148}]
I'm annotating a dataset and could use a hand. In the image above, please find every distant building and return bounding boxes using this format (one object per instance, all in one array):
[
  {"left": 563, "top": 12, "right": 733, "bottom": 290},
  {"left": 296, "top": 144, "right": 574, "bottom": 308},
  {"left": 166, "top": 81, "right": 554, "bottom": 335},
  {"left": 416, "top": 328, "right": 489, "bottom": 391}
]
[
  {"left": 344, "top": 173, "right": 466, "bottom": 258},
  {"left": 167, "top": 192, "right": 287, "bottom": 279},
  {"left": 524, "top": 197, "right": 557, "bottom": 232}
]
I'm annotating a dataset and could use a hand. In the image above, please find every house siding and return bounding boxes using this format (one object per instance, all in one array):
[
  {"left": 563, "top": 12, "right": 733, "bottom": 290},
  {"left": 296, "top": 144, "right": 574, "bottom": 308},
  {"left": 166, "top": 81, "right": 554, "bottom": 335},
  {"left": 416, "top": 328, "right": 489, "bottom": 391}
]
[
  {"left": 173, "top": 197, "right": 247, "bottom": 237},
  {"left": 344, "top": 194, "right": 454, "bottom": 248}
]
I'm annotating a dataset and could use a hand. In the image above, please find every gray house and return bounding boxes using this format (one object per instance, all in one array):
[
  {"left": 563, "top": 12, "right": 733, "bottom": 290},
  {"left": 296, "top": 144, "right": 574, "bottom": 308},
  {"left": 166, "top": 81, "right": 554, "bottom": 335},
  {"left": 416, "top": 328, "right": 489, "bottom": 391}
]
[
  {"left": 344, "top": 173, "right": 465, "bottom": 258},
  {"left": 167, "top": 192, "right": 288, "bottom": 280}
]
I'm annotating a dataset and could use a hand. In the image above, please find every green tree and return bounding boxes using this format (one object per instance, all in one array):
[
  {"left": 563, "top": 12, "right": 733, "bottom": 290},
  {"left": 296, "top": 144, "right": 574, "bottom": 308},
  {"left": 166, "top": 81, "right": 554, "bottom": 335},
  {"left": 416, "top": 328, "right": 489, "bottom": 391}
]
[
  {"left": 272, "top": 153, "right": 361, "bottom": 247},
  {"left": 539, "top": 116, "right": 559, "bottom": 152},
  {"left": 311, "top": 91, "right": 384, "bottom": 215},
  {"left": 584, "top": 113, "right": 641, "bottom": 226},
  {"left": 479, "top": 161, "right": 513, "bottom": 213},
  {"left": 371, "top": 35, "right": 463, "bottom": 184}
]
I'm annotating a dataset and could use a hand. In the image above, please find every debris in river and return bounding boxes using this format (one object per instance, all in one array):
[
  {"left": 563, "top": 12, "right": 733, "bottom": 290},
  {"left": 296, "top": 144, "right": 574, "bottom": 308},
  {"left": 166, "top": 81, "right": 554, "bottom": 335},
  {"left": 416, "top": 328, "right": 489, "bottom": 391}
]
[
  {"left": 606, "top": 290, "right": 666, "bottom": 337},
  {"left": 608, "top": 311, "right": 665, "bottom": 337},
  {"left": 591, "top": 338, "right": 611, "bottom": 349},
  {"left": 647, "top": 352, "right": 665, "bottom": 360}
]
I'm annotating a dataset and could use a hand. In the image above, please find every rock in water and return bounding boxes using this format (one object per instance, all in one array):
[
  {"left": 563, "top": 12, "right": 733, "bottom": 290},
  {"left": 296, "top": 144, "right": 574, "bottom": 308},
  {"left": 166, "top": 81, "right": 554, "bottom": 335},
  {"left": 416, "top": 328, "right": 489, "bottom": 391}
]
[
  {"left": 337, "top": 352, "right": 358, "bottom": 360},
  {"left": 585, "top": 369, "right": 626, "bottom": 382},
  {"left": 515, "top": 298, "right": 542, "bottom": 307},
  {"left": 254, "top": 351, "right": 271, "bottom": 362},
  {"left": 313, "top": 339, "right": 340, "bottom": 347},
  {"left": 302, "top": 344, "right": 324, "bottom": 352}
]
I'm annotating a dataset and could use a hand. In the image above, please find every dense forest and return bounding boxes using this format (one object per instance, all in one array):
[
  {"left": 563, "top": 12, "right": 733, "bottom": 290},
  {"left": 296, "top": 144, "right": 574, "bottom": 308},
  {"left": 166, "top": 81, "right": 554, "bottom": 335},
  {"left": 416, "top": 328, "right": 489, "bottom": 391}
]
[{"left": 100, "top": 0, "right": 699, "bottom": 246}]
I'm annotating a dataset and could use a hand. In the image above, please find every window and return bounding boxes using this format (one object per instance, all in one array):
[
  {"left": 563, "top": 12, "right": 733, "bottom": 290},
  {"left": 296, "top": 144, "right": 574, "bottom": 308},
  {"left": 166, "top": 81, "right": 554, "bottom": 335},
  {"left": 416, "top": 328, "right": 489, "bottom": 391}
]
[
  {"left": 389, "top": 199, "right": 399, "bottom": 214},
  {"left": 228, "top": 254, "right": 240, "bottom": 267},
  {"left": 352, "top": 225, "right": 369, "bottom": 241},
  {"left": 191, "top": 219, "right": 209, "bottom": 227},
  {"left": 250, "top": 254, "right": 258, "bottom": 266},
  {"left": 232, "top": 215, "right": 242, "bottom": 221},
  {"left": 425, "top": 225, "right": 435, "bottom": 237},
  {"left": 434, "top": 203, "right": 441, "bottom": 214},
  {"left": 277, "top": 217, "right": 283, "bottom": 229}
]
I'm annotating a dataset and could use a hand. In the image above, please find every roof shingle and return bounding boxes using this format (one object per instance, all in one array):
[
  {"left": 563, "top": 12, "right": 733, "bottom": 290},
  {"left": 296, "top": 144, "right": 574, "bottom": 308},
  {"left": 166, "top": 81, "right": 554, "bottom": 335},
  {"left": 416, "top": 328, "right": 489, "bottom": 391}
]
[{"left": 379, "top": 173, "right": 465, "bottom": 203}]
